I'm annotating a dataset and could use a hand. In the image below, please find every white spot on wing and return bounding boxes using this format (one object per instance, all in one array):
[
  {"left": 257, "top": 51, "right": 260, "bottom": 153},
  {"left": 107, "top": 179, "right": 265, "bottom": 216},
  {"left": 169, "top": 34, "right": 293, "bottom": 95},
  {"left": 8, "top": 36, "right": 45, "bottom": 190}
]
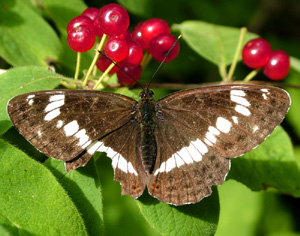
[
  {"left": 216, "top": 117, "right": 232, "bottom": 133},
  {"left": 45, "top": 100, "right": 65, "bottom": 112},
  {"left": 64, "top": 120, "right": 79, "bottom": 136},
  {"left": 262, "top": 93, "right": 268, "bottom": 100},
  {"left": 232, "top": 116, "right": 238, "bottom": 124},
  {"left": 235, "top": 105, "right": 251, "bottom": 116},
  {"left": 56, "top": 120, "right": 63, "bottom": 128},
  {"left": 231, "top": 90, "right": 246, "bottom": 97},
  {"left": 87, "top": 141, "right": 138, "bottom": 175},
  {"left": 154, "top": 139, "right": 206, "bottom": 175},
  {"left": 75, "top": 129, "right": 90, "bottom": 146},
  {"left": 253, "top": 125, "right": 259, "bottom": 132},
  {"left": 231, "top": 95, "right": 251, "bottom": 107},
  {"left": 44, "top": 109, "right": 60, "bottom": 121},
  {"left": 260, "top": 88, "right": 269, "bottom": 93},
  {"left": 49, "top": 94, "right": 65, "bottom": 102}
]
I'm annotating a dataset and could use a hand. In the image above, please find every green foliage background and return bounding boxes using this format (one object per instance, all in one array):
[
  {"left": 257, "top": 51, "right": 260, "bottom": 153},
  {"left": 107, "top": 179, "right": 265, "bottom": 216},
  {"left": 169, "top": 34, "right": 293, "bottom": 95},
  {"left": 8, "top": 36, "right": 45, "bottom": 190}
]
[{"left": 0, "top": 0, "right": 300, "bottom": 235}]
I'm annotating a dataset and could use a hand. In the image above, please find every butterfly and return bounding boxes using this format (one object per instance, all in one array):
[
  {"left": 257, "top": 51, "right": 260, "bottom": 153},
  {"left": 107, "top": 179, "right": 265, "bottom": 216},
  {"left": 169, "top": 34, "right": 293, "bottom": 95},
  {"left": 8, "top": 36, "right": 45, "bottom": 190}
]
[{"left": 7, "top": 84, "right": 290, "bottom": 205}]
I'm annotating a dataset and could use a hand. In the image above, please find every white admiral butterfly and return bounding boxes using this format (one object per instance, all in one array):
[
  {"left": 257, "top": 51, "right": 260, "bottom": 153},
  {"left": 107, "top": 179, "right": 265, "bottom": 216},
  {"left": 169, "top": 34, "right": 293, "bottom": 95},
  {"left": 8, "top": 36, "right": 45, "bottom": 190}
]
[{"left": 7, "top": 84, "right": 290, "bottom": 205}]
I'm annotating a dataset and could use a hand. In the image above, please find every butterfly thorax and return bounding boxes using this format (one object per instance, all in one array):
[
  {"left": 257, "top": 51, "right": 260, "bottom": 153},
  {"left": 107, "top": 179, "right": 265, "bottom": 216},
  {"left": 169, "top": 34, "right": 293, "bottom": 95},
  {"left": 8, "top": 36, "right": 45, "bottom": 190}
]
[{"left": 137, "top": 89, "right": 157, "bottom": 174}]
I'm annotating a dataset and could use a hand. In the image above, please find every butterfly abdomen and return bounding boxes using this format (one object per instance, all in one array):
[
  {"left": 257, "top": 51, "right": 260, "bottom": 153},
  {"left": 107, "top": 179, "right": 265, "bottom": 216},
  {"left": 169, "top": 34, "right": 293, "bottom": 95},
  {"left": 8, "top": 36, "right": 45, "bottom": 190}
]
[{"left": 137, "top": 91, "right": 157, "bottom": 174}]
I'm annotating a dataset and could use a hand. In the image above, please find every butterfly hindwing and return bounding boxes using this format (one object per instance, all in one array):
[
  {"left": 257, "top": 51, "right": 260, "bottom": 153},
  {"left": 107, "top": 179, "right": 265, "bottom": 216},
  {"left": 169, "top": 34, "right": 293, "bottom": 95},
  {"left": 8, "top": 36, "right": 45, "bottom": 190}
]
[{"left": 7, "top": 90, "right": 136, "bottom": 163}]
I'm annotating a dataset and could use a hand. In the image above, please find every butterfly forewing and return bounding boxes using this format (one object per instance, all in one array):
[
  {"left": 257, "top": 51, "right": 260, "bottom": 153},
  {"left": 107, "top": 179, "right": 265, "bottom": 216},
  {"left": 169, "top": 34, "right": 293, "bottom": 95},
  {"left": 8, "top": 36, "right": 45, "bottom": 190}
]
[
  {"left": 147, "top": 85, "right": 290, "bottom": 205},
  {"left": 7, "top": 90, "right": 136, "bottom": 163}
]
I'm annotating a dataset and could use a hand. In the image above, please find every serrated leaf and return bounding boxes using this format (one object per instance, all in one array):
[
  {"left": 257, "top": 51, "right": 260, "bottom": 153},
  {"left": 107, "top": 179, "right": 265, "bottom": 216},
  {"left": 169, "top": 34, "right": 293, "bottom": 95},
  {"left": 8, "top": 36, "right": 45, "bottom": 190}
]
[
  {"left": 0, "top": 0, "right": 62, "bottom": 67},
  {"left": 137, "top": 189, "right": 219, "bottom": 236},
  {"left": 0, "top": 66, "right": 62, "bottom": 134},
  {"left": 44, "top": 158, "right": 105, "bottom": 236},
  {"left": 0, "top": 139, "right": 88, "bottom": 235},
  {"left": 228, "top": 126, "right": 300, "bottom": 196},
  {"left": 173, "top": 21, "right": 258, "bottom": 67}
]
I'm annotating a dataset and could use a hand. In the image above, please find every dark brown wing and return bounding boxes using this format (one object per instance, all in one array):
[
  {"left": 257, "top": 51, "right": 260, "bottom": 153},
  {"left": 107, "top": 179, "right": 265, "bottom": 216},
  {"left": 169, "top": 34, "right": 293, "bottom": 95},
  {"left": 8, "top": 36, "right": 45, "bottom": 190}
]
[
  {"left": 147, "top": 85, "right": 290, "bottom": 205},
  {"left": 7, "top": 90, "right": 136, "bottom": 165}
]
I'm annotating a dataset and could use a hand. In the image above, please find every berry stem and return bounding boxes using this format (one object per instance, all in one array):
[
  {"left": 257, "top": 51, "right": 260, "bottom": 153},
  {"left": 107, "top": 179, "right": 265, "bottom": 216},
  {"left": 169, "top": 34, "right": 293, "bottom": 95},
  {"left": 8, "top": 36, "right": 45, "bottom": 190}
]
[
  {"left": 141, "top": 51, "right": 152, "bottom": 68},
  {"left": 93, "top": 62, "right": 115, "bottom": 89},
  {"left": 82, "top": 34, "right": 108, "bottom": 87},
  {"left": 225, "top": 27, "right": 247, "bottom": 82},
  {"left": 74, "top": 52, "right": 81, "bottom": 81},
  {"left": 243, "top": 68, "right": 261, "bottom": 82}
]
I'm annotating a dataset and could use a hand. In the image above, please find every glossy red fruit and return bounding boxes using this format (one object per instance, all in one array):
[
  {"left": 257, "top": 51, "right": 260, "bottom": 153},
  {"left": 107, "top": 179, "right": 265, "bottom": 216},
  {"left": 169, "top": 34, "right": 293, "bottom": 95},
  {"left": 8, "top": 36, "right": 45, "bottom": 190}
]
[
  {"left": 67, "top": 15, "right": 95, "bottom": 34},
  {"left": 131, "top": 22, "right": 147, "bottom": 49},
  {"left": 67, "top": 25, "right": 95, "bottom": 52},
  {"left": 263, "top": 50, "right": 290, "bottom": 80},
  {"left": 104, "top": 37, "right": 128, "bottom": 62},
  {"left": 149, "top": 33, "right": 179, "bottom": 62},
  {"left": 95, "top": 3, "right": 129, "bottom": 36},
  {"left": 242, "top": 38, "right": 272, "bottom": 69},
  {"left": 96, "top": 55, "right": 119, "bottom": 74},
  {"left": 141, "top": 18, "right": 170, "bottom": 48},
  {"left": 124, "top": 41, "right": 143, "bottom": 66},
  {"left": 81, "top": 7, "right": 102, "bottom": 37},
  {"left": 117, "top": 63, "right": 142, "bottom": 85}
]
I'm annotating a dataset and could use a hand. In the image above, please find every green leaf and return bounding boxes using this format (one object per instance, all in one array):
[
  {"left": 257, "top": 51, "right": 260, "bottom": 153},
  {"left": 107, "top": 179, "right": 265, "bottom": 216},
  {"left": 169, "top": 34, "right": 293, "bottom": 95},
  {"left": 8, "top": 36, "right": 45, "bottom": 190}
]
[
  {"left": 137, "top": 188, "right": 219, "bottom": 236},
  {"left": 228, "top": 126, "right": 300, "bottom": 196},
  {"left": 215, "top": 180, "right": 263, "bottom": 236},
  {"left": 285, "top": 64, "right": 300, "bottom": 138},
  {"left": 173, "top": 21, "right": 258, "bottom": 67},
  {"left": 44, "top": 158, "right": 105, "bottom": 236},
  {"left": 0, "top": 139, "right": 88, "bottom": 235},
  {"left": 0, "top": 66, "right": 62, "bottom": 135},
  {"left": 0, "top": 0, "right": 62, "bottom": 67}
]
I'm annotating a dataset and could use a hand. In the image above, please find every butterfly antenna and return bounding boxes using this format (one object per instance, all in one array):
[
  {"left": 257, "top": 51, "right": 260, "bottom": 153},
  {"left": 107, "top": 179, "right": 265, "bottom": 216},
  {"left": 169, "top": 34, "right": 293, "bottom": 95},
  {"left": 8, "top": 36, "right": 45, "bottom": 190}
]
[
  {"left": 96, "top": 50, "right": 144, "bottom": 89},
  {"left": 146, "top": 35, "right": 181, "bottom": 90}
]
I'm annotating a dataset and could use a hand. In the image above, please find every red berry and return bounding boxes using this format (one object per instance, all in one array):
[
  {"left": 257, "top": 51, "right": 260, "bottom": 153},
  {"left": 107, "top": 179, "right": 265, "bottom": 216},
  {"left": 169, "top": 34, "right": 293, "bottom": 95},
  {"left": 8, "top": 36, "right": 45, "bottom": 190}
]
[
  {"left": 104, "top": 37, "right": 128, "bottom": 62},
  {"left": 149, "top": 33, "right": 179, "bottom": 62},
  {"left": 81, "top": 7, "right": 99, "bottom": 20},
  {"left": 95, "top": 3, "right": 129, "bottom": 37},
  {"left": 263, "top": 50, "right": 290, "bottom": 80},
  {"left": 242, "top": 38, "right": 272, "bottom": 69},
  {"left": 81, "top": 7, "right": 103, "bottom": 37},
  {"left": 118, "top": 30, "right": 132, "bottom": 42},
  {"left": 96, "top": 55, "right": 119, "bottom": 74},
  {"left": 67, "top": 15, "right": 95, "bottom": 34},
  {"left": 67, "top": 26, "right": 95, "bottom": 52},
  {"left": 117, "top": 63, "right": 142, "bottom": 85},
  {"left": 141, "top": 18, "right": 170, "bottom": 48},
  {"left": 124, "top": 41, "right": 143, "bottom": 66},
  {"left": 131, "top": 22, "right": 147, "bottom": 49}
]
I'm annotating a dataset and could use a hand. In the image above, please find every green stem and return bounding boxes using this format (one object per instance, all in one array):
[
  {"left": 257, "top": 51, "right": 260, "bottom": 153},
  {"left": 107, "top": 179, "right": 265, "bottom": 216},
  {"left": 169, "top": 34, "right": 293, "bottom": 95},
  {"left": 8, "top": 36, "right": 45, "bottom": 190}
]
[
  {"left": 74, "top": 52, "right": 81, "bottom": 81},
  {"left": 93, "top": 62, "right": 115, "bottom": 90},
  {"left": 141, "top": 51, "right": 152, "bottom": 69},
  {"left": 82, "top": 34, "right": 108, "bottom": 87},
  {"left": 244, "top": 68, "right": 261, "bottom": 82},
  {"left": 225, "top": 27, "right": 248, "bottom": 82}
]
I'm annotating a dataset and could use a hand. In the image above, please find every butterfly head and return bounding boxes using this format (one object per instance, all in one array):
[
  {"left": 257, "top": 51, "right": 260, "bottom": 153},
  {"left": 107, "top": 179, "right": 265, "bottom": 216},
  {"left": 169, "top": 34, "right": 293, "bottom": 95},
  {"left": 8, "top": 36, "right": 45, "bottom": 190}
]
[{"left": 139, "top": 88, "right": 154, "bottom": 100}]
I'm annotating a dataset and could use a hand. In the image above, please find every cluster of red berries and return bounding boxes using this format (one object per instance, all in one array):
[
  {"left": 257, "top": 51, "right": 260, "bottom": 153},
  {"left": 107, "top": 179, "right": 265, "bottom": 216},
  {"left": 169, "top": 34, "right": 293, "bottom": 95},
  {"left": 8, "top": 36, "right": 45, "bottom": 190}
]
[
  {"left": 242, "top": 38, "right": 290, "bottom": 80},
  {"left": 67, "top": 3, "right": 179, "bottom": 85}
]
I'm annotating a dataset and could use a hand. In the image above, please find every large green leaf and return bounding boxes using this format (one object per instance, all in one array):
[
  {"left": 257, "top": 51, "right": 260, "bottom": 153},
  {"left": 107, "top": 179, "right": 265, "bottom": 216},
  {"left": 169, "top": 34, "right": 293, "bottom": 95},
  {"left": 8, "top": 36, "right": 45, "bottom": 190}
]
[
  {"left": 229, "top": 126, "right": 299, "bottom": 196},
  {"left": 215, "top": 180, "right": 263, "bottom": 236},
  {"left": 45, "top": 158, "right": 105, "bottom": 236},
  {"left": 137, "top": 188, "right": 219, "bottom": 236},
  {"left": 173, "top": 21, "right": 257, "bottom": 67},
  {"left": 0, "top": 0, "right": 62, "bottom": 67},
  {"left": 0, "top": 66, "right": 62, "bottom": 135},
  {"left": 0, "top": 139, "right": 88, "bottom": 235}
]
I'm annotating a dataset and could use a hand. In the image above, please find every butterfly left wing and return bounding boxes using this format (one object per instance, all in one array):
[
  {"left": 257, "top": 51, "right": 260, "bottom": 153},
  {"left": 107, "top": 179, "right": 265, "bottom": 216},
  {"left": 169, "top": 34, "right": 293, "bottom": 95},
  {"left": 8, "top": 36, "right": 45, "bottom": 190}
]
[
  {"left": 7, "top": 90, "right": 136, "bottom": 170},
  {"left": 147, "top": 84, "right": 290, "bottom": 205}
]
